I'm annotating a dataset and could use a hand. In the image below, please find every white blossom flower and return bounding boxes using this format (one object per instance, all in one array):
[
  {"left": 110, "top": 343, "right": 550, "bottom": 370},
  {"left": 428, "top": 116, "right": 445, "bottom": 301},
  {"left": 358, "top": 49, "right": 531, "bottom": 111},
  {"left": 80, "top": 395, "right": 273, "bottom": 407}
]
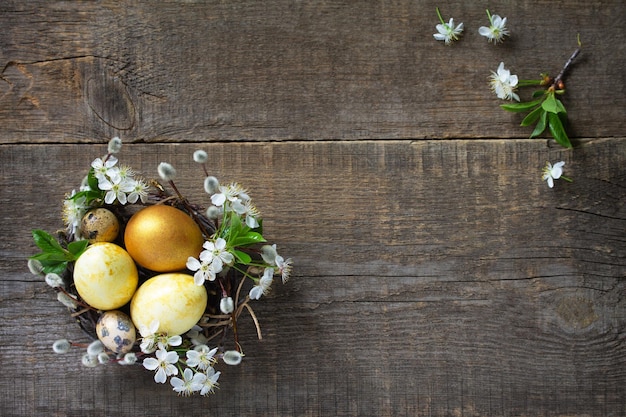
[
  {"left": 186, "top": 326, "right": 209, "bottom": 347},
  {"left": 138, "top": 320, "right": 161, "bottom": 353},
  {"left": 275, "top": 255, "right": 293, "bottom": 284},
  {"left": 98, "top": 175, "right": 135, "bottom": 205},
  {"left": 199, "top": 368, "right": 221, "bottom": 395},
  {"left": 170, "top": 368, "right": 205, "bottom": 396},
  {"left": 479, "top": 10, "right": 509, "bottom": 43},
  {"left": 143, "top": 348, "right": 179, "bottom": 383},
  {"left": 62, "top": 192, "right": 87, "bottom": 235},
  {"left": 210, "top": 183, "right": 246, "bottom": 207},
  {"left": 542, "top": 161, "right": 566, "bottom": 188},
  {"left": 186, "top": 345, "right": 218, "bottom": 371},
  {"left": 200, "top": 238, "right": 234, "bottom": 274},
  {"left": 91, "top": 156, "right": 120, "bottom": 183},
  {"left": 126, "top": 178, "right": 149, "bottom": 204},
  {"left": 232, "top": 199, "right": 260, "bottom": 228},
  {"left": 186, "top": 256, "right": 218, "bottom": 285},
  {"left": 489, "top": 62, "right": 519, "bottom": 101},
  {"left": 222, "top": 350, "right": 243, "bottom": 366},
  {"left": 249, "top": 267, "right": 274, "bottom": 300},
  {"left": 433, "top": 8, "right": 463, "bottom": 45}
]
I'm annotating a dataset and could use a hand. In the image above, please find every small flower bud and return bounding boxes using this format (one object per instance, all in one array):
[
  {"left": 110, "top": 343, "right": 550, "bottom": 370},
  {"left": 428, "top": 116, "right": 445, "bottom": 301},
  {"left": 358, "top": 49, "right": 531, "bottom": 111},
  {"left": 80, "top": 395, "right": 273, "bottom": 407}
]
[
  {"left": 107, "top": 137, "right": 123, "bottom": 154},
  {"left": 97, "top": 351, "right": 110, "bottom": 364},
  {"left": 52, "top": 339, "right": 71, "bottom": 354},
  {"left": 27, "top": 259, "right": 44, "bottom": 276},
  {"left": 157, "top": 162, "right": 176, "bottom": 181},
  {"left": 220, "top": 296, "right": 234, "bottom": 314},
  {"left": 81, "top": 353, "right": 98, "bottom": 368},
  {"left": 222, "top": 350, "right": 243, "bottom": 366},
  {"left": 45, "top": 273, "right": 63, "bottom": 288},
  {"left": 203, "top": 176, "right": 220, "bottom": 195},
  {"left": 57, "top": 292, "right": 78, "bottom": 309},
  {"left": 206, "top": 205, "right": 221, "bottom": 220},
  {"left": 87, "top": 340, "right": 104, "bottom": 356},
  {"left": 119, "top": 352, "right": 137, "bottom": 365},
  {"left": 193, "top": 150, "right": 208, "bottom": 163}
]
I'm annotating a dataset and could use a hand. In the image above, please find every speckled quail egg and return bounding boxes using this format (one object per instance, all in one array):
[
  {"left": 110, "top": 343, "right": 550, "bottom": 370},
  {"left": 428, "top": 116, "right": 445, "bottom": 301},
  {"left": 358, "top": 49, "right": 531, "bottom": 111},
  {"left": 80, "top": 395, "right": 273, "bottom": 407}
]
[
  {"left": 96, "top": 310, "right": 136, "bottom": 354},
  {"left": 81, "top": 208, "right": 120, "bottom": 243}
]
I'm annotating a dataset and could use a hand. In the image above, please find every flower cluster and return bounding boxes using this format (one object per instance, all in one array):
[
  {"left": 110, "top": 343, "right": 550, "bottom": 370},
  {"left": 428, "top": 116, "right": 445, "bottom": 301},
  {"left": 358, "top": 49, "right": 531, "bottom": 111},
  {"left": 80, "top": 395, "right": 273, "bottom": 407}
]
[
  {"left": 433, "top": 8, "right": 508, "bottom": 45},
  {"left": 30, "top": 137, "right": 293, "bottom": 396}
]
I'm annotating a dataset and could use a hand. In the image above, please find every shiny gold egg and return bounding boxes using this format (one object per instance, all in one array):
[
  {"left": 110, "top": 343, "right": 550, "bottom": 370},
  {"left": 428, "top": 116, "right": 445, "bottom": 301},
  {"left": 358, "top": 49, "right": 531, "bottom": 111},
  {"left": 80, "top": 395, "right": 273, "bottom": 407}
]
[{"left": 124, "top": 205, "right": 204, "bottom": 272}]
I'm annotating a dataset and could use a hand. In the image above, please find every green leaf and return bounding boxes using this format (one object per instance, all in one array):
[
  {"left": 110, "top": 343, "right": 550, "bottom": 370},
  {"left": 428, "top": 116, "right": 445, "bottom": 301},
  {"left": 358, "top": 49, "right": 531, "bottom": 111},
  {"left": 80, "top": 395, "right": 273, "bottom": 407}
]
[
  {"left": 233, "top": 250, "right": 252, "bottom": 265},
  {"left": 520, "top": 106, "right": 543, "bottom": 127},
  {"left": 87, "top": 167, "right": 99, "bottom": 191},
  {"left": 548, "top": 112, "right": 572, "bottom": 148},
  {"left": 541, "top": 94, "right": 559, "bottom": 113},
  {"left": 30, "top": 252, "right": 72, "bottom": 262},
  {"left": 500, "top": 99, "right": 542, "bottom": 113},
  {"left": 554, "top": 98, "right": 567, "bottom": 114},
  {"left": 32, "top": 229, "right": 65, "bottom": 254},
  {"left": 532, "top": 89, "right": 547, "bottom": 98},
  {"left": 67, "top": 240, "right": 89, "bottom": 258},
  {"left": 40, "top": 261, "right": 68, "bottom": 275},
  {"left": 530, "top": 110, "right": 548, "bottom": 138},
  {"left": 231, "top": 232, "right": 267, "bottom": 248}
]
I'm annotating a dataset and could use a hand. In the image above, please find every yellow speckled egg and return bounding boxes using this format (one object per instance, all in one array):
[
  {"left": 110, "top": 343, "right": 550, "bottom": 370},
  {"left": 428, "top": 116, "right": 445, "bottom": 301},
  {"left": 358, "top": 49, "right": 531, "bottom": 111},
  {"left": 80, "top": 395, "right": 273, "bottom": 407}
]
[
  {"left": 73, "top": 242, "right": 139, "bottom": 310},
  {"left": 124, "top": 205, "right": 204, "bottom": 272},
  {"left": 130, "top": 273, "right": 207, "bottom": 336},
  {"left": 96, "top": 310, "right": 136, "bottom": 354}
]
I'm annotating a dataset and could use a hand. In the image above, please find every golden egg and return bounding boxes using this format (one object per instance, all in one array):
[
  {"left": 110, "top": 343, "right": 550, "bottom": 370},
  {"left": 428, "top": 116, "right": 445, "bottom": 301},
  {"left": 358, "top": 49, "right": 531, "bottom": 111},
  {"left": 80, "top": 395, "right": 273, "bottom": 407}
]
[
  {"left": 130, "top": 273, "right": 207, "bottom": 336},
  {"left": 124, "top": 205, "right": 204, "bottom": 272},
  {"left": 73, "top": 242, "right": 139, "bottom": 310},
  {"left": 80, "top": 208, "right": 120, "bottom": 243}
]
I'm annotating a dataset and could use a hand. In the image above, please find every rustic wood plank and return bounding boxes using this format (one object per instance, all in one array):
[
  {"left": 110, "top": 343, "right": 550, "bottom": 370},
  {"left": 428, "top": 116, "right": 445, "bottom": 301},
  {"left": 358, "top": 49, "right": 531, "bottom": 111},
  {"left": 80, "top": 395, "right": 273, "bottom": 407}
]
[
  {"left": 1, "top": 1, "right": 625, "bottom": 143},
  {"left": 1, "top": 140, "right": 624, "bottom": 416}
]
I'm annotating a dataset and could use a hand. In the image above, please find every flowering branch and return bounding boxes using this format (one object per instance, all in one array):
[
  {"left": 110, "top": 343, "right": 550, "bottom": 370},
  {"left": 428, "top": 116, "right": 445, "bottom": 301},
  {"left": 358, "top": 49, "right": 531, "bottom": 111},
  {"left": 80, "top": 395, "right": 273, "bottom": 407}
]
[{"left": 497, "top": 36, "right": 582, "bottom": 148}]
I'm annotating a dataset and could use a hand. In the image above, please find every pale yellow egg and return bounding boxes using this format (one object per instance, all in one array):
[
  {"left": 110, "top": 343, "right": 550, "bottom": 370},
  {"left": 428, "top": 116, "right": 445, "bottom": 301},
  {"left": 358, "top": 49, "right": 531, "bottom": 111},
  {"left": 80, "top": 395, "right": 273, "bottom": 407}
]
[
  {"left": 130, "top": 273, "right": 207, "bottom": 336},
  {"left": 124, "top": 204, "right": 204, "bottom": 272},
  {"left": 73, "top": 242, "right": 139, "bottom": 310}
]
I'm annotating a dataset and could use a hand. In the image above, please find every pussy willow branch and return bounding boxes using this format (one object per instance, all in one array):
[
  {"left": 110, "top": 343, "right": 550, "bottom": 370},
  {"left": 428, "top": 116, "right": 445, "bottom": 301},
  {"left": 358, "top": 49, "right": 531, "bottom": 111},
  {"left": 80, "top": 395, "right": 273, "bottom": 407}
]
[{"left": 553, "top": 45, "right": 581, "bottom": 88}]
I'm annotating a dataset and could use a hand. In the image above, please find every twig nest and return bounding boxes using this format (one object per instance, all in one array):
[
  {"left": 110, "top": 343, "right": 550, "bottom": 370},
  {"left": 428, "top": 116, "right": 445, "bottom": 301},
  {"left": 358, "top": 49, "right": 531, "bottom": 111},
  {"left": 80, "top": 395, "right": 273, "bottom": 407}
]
[
  {"left": 124, "top": 205, "right": 204, "bottom": 272},
  {"left": 80, "top": 208, "right": 120, "bottom": 243},
  {"left": 130, "top": 273, "right": 207, "bottom": 336},
  {"left": 96, "top": 310, "right": 136, "bottom": 354},
  {"left": 73, "top": 242, "right": 139, "bottom": 310}
]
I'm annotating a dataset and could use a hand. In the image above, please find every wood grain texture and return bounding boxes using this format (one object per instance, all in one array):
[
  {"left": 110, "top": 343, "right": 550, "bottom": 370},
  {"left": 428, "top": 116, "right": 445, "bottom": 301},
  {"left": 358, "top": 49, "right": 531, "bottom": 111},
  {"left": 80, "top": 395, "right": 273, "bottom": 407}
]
[
  {"left": 0, "top": 0, "right": 625, "bottom": 143},
  {"left": 1, "top": 140, "right": 625, "bottom": 416}
]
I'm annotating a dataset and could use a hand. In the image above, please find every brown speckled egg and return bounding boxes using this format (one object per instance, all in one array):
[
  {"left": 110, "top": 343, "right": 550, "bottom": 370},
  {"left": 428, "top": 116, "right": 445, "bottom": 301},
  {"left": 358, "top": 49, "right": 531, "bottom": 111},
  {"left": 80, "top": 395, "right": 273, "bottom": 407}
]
[
  {"left": 96, "top": 310, "right": 136, "bottom": 354},
  {"left": 81, "top": 208, "right": 120, "bottom": 243}
]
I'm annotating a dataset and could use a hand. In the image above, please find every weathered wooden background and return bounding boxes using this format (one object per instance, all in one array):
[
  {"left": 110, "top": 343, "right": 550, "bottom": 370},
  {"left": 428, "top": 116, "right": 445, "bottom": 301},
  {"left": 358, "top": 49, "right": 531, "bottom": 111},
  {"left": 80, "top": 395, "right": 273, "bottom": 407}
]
[{"left": 1, "top": 1, "right": 625, "bottom": 416}]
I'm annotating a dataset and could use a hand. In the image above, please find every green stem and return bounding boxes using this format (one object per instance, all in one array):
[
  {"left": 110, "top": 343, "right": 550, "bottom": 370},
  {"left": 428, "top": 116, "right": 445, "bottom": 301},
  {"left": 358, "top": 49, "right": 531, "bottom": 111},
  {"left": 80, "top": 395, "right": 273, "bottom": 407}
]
[
  {"left": 485, "top": 9, "right": 493, "bottom": 24},
  {"left": 561, "top": 176, "right": 573, "bottom": 183},
  {"left": 518, "top": 79, "right": 543, "bottom": 87},
  {"left": 436, "top": 7, "right": 445, "bottom": 25}
]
